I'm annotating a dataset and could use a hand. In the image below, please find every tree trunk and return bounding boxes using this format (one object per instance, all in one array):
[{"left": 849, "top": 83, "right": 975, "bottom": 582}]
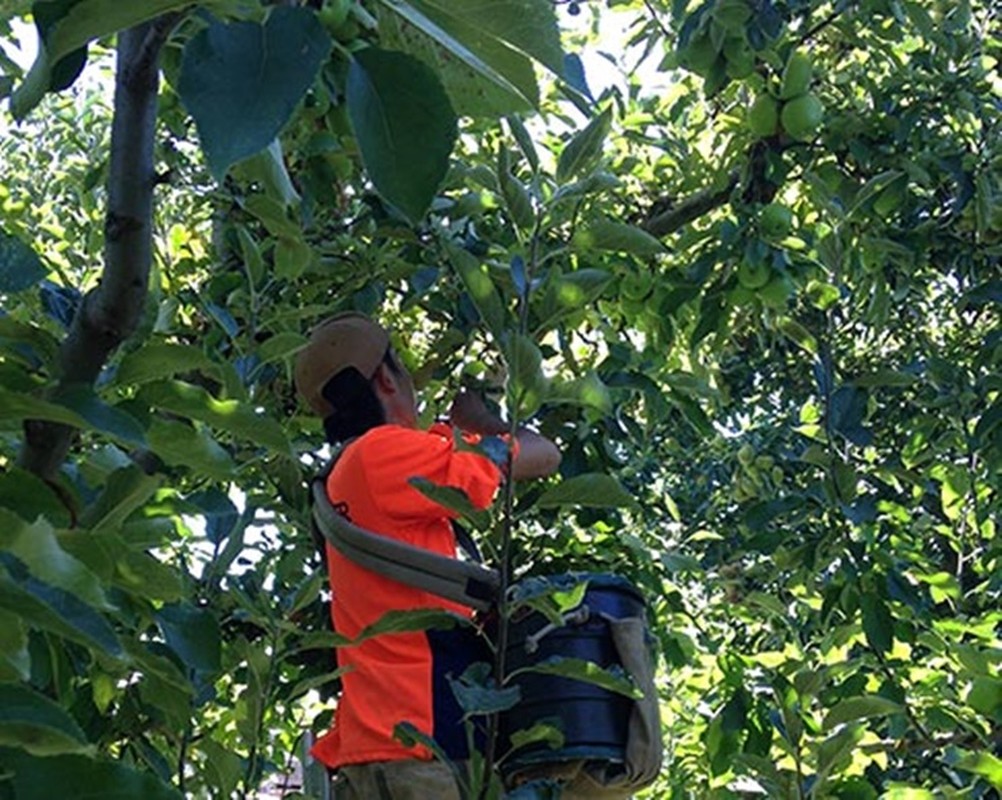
[{"left": 19, "top": 20, "right": 174, "bottom": 482}]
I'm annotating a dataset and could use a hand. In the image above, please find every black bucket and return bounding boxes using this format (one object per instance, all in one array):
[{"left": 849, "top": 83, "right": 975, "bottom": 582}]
[{"left": 498, "top": 573, "right": 646, "bottom": 774}]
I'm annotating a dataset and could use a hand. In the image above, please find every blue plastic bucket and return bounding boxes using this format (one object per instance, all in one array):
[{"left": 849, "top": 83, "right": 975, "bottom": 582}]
[{"left": 499, "top": 573, "right": 646, "bottom": 772}]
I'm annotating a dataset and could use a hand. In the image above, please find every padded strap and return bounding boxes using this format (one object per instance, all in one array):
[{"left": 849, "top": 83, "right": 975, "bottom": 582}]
[{"left": 311, "top": 480, "right": 500, "bottom": 611}]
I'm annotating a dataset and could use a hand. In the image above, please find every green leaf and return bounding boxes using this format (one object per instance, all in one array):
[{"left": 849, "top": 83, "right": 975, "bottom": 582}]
[
  {"left": 537, "top": 268, "right": 613, "bottom": 330},
  {"left": 257, "top": 331, "right": 308, "bottom": 364},
  {"left": 146, "top": 419, "right": 236, "bottom": 481},
  {"left": 243, "top": 194, "right": 302, "bottom": 240},
  {"left": 0, "top": 386, "right": 89, "bottom": 429},
  {"left": 505, "top": 332, "right": 546, "bottom": 395},
  {"left": 939, "top": 465, "right": 971, "bottom": 522},
  {"left": 499, "top": 161, "right": 535, "bottom": 231},
  {"left": 0, "top": 749, "right": 183, "bottom": 800},
  {"left": 137, "top": 380, "right": 293, "bottom": 457},
  {"left": 292, "top": 630, "right": 352, "bottom": 652},
  {"left": 449, "top": 243, "right": 508, "bottom": 340},
  {"left": 0, "top": 511, "right": 111, "bottom": 611},
  {"left": 551, "top": 172, "right": 621, "bottom": 204},
  {"left": 274, "top": 237, "right": 313, "bottom": 280},
  {"left": 408, "top": 0, "right": 564, "bottom": 74},
  {"left": 198, "top": 739, "right": 243, "bottom": 800},
  {"left": 31, "top": 1, "right": 88, "bottom": 94},
  {"left": 956, "top": 750, "right": 1002, "bottom": 789},
  {"left": 547, "top": 372, "right": 612, "bottom": 413},
  {"left": 11, "top": 0, "right": 194, "bottom": 119},
  {"left": 0, "top": 318, "right": 60, "bottom": 367},
  {"left": 572, "top": 218, "right": 665, "bottom": 257},
  {"left": 393, "top": 721, "right": 455, "bottom": 768},
  {"left": 115, "top": 342, "right": 223, "bottom": 386},
  {"left": 777, "top": 318, "right": 818, "bottom": 355},
  {"left": 376, "top": 0, "right": 562, "bottom": 114},
  {"left": 408, "top": 477, "right": 492, "bottom": 529},
  {"left": 512, "top": 656, "right": 642, "bottom": 699},
  {"left": 860, "top": 591, "right": 894, "bottom": 654},
  {"left": 508, "top": 721, "right": 565, "bottom": 752},
  {"left": 0, "top": 467, "right": 71, "bottom": 527},
  {"left": 973, "top": 401, "right": 1002, "bottom": 445},
  {"left": 822, "top": 696, "right": 902, "bottom": 731},
  {"left": 506, "top": 115, "right": 540, "bottom": 172},
  {"left": 449, "top": 663, "right": 521, "bottom": 716},
  {"left": 852, "top": 369, "right": 918, "bottom": 388},
  {"left": 880, "top": 788, "right": 934, "bottom": 800},
  {"left": 0, "top": 230, "right": 46, "bottom": 292},
  {"left": 376, "top": 3, "right": 537, "bottom": 115},
  {"left": 178, "top": 7, "right": 332, "bottom": 180},
  {"left": 79, "top": 465, "right": 161, "bottom": 533},
  {"left": 0, "top": 562, "right": 122, "bottom": 658},
  {"left": 156, "top": 602, "right": 222, "bottom": 674},
  {"left": 355, "top": 609, "right": 466, "bottom": 643},
  {"left": 847, "top": 170, "right": 905, "bottom": 218},
  {"left": 53, "top": 385, "right": 146, "bottom": 446},
  {"left": 536, "top": 473, "right": 637, "bottom": 509},
  {"left": 235, "top": 138, "right": 301, "bottom": 207},
  {"left": 0, "top": 609, "right": 30, "bottom": 681},
  {"left": 967, "top": 676, "right": 1002, "bottom": 718},
  {"left": 114, "top": 551, "right": 184, "bottom": 603},
  {"left": 0, "top": 684, "right": 92, "bottom": 757},
  {"left": 286, "top": 666, "right": 354, "bottom": 703},
  {"left": 347, "top": 47, "right": 457, "bottom": 224},
  {"left": 556, "top": 107, "right": 612, "bottom": 184}
]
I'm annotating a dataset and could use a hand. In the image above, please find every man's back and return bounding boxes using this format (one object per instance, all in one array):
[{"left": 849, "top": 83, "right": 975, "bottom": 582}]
[{"left": 311, "top": 423, "right": 501, "bottom": 768}]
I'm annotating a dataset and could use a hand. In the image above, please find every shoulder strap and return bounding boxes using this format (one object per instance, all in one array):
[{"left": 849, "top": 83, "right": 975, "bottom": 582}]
[{"left": 311, "top": 455, "right": 500, "bottom": 611}]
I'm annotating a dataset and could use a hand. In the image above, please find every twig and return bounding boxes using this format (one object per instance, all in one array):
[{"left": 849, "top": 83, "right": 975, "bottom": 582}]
[{"left": 642, "top": 172, "right": 739, "bottom": 238}]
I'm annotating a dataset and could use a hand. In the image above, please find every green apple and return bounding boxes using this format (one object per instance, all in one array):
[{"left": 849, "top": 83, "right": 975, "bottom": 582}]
[
  {"left": 759, "top": 274, "right": 794, "bottom": 308},
  {"left": 759, "top": 202, "right": 793, "bottom": 239},
  {"left": 748, "top": 94, "right": 779, "bottom": 137},
  {"left": 713, "top": 0, "right": 752, "bottom": 33},
  {"left": 621, "top": 271, "right": 654, "bottom": 300},
  {"left": 781, "top": 93, "right": 824, "bottom": 140},
  {"left": 780, "top": 51, "right": 812, "bottom": 99},
  {"left": 737, "top": 258, "right": 771, "bottom": 289},
  {"left": 318, "top": 0, "right": 351, "bottom": 32}
]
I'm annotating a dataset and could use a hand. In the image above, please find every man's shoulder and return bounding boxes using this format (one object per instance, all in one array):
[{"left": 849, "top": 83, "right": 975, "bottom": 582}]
[{"left": 348, "top": 424, "right": 451, "bottom": 458}]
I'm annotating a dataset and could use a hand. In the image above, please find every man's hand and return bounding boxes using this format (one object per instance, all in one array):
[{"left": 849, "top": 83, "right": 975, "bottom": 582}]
[
  {"left": 449, "top": 390, "right": 561, "bottom": 480},
  {"left": 449, "top": 390, "right": 507, "bottom": 436}
]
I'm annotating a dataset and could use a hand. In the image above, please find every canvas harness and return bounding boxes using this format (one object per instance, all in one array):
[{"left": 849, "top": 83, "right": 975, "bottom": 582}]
[{"left": 310, "top": 453, "right": 501, "bottom": 611}]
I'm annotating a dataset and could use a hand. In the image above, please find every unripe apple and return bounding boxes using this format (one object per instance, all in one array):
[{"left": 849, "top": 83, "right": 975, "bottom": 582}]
[
  {"left": 748, "top": 94, "right": 779, "bottom": 137},
  {"left": 781, "top": 93, "right": 824, "bottom": 140},
  {"left": 780, "top": 51, "right": 812, "bottom": 99}
]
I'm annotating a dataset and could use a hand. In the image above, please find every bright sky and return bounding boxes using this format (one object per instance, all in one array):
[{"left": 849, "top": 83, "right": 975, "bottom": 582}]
[{"left": 1, "top": 17, "right": 35, "bottom": 67}]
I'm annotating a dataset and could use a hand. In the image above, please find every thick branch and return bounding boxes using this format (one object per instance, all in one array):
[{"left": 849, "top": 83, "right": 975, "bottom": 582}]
[
  {"left": 19, "top": 21, "right": 173, "bottom": 481},
  {"left": 642, "top": 171, "right": 740, "bottom": 238}
]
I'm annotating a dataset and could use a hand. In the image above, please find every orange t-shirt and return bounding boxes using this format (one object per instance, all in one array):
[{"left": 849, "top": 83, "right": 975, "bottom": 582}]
[{"left": 310, "top": 423, "right": 503, "bottom": 768}]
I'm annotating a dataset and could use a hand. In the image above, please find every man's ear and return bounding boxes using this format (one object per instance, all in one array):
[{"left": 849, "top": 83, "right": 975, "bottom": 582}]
[{"left": 371, "top": 362, "right": 397, "bottom": 395}]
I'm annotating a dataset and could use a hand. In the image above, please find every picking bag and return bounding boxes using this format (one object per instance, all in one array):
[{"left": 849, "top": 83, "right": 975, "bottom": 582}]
[{"left": 499, "top": 574, "right": 663, "bottom": 798}]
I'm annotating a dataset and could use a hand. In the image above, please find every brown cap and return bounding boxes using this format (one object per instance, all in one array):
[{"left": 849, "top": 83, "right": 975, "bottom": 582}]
[{"left": 294, "top": 312, "right": 390, "bottom": 417}]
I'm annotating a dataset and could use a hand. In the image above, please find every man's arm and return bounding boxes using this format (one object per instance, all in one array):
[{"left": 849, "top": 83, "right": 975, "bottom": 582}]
[{"left": 449, "top": 391, "right": 561, "bottom": 481}]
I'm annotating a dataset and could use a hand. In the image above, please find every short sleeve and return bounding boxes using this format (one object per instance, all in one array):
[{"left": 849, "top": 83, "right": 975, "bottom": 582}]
[{"left": 361, "top": 425, "right": 503, "bottom": 522}]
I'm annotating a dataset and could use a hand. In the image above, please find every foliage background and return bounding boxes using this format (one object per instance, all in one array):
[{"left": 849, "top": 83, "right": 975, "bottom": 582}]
[{"left": 0, "top": 0, "right": 999, "bottom": 798}]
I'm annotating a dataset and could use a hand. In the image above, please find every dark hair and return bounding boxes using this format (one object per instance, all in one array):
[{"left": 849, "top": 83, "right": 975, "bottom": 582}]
[{"left": 321, "top": 348, "right": 399, "bottom": 444}]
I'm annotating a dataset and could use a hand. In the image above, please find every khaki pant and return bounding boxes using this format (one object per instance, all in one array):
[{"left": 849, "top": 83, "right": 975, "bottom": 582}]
[
  {"left": 331, "top": 758, "right": 626, "bottom": 799},
  {"left": 332, "top": 759, "right": 463, "bottom": 800}
]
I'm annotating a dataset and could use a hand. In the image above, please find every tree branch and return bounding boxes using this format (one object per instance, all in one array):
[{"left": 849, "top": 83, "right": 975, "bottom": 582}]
[
  {"left": 642, "top": 171, "right": 740, "bottom": 238},
  {"left": 19, "top": 20, "right": 175, "bottom": 481}
]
